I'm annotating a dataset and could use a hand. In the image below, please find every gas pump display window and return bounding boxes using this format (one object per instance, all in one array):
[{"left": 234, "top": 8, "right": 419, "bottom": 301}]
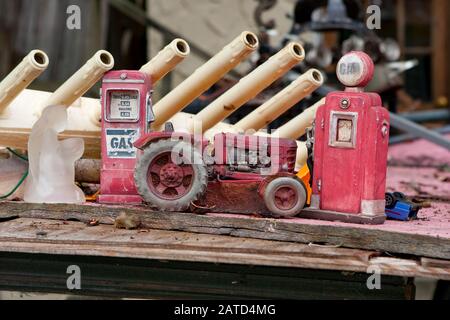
[
  {"left": 107, "top": 90, "right": 139, "bottom": 121},
  {"left": 337, "top": 119, "right": 353, "bottom": 142},
  {"left": 329, "top": 111, "right": 358, "bottom": 148}
]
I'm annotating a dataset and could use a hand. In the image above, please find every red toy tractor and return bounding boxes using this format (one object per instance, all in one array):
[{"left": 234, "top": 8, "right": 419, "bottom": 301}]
[
  {"left": 132, "top": 130, "right": 308, "bottom": 217},
  {"left": 98, "top": 68, "right": 307, "bottom": 217},
  {"left": 98, "top": 70, "right": 307, "bottom": 217}
]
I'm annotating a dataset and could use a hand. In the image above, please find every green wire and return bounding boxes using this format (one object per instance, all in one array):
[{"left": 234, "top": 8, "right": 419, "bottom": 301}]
[
  {"left": 0, "top": 148, "right": 29, "bottom": 200},
  {"left": 7, "top": 147, "right": 28, "bottom": 161}
]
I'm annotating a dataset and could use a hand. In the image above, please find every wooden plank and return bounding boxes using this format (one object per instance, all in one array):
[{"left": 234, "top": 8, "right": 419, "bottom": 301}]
[
  {"left": 370, "top": 257, "right": 450, "bottom": 280},
  {"left": 0, "top": 201, "right": 449, "bottom": 260},
  {"left": 0, "top": 128, "right": 100, "bottom": 158},
  {"left": 421, "top": 257, "right": 450, "bottom": 269},
  {"left": 0, "top": 218, "right": 448, "bottom": 280},
  {"left": 0, "top": 218, "right": 375, "bottom": 273},
  {"left": 0, "top": 250, "right": 412, "bottom": 299}
]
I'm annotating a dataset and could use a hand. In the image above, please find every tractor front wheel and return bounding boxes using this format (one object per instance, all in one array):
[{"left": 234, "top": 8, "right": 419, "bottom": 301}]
[
  {"left": 263, "top": 177, "right": 307, "bottom": 218},
  {"left": 134, "top": 139, "right": 207, "bottom": 212}
]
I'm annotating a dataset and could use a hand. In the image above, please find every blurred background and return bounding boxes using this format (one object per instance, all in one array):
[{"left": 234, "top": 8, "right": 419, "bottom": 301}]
[{"left": 0, "top": 0, "right": 449, "bottom": 130}]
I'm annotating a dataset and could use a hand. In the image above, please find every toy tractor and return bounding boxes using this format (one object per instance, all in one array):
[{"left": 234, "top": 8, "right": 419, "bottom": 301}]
[
  {"left": 98, "top": 70, "right": 308, "bottom": 218},
  {"left": 132, "top": 130, "right": 308, "bottom": 217}
]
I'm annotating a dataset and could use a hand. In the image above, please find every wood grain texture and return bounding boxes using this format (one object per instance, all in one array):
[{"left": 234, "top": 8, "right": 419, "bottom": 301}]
[
  {"left": 0, "top": 128, "right": 100, "bottom": 158},
  {"left": 0, "top": 218, "right": 448, "bottom": 280},
  {"left": 0, "top": 201, "right": 449, "bottom": 261}
]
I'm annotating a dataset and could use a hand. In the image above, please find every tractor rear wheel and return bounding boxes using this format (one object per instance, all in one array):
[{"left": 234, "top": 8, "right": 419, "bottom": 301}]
[
  {"left": 134, "top": 139, "right": 207, "bottom": 211},
  {"left": 263, "top": 177, "right": 307, "bottom": 218}
]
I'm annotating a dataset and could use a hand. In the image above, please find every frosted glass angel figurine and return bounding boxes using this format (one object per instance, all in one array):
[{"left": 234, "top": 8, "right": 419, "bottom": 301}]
[{"left": 24, "top": 105, "right": 85, "bottom": 203}]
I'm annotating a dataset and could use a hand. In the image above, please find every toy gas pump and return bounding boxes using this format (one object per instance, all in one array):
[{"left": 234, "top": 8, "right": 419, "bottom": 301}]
[
  {"left": 309, "top": 52, "right": 390, "bottom": 224},
  {"left": 98, "top": 70, "right": 154, "bottom": 204}
]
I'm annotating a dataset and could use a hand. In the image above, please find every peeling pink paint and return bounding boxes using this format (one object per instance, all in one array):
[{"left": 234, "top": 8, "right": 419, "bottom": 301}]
[
  {"left": 386, "top": 167, "right": 450, "bottom": 198},
  {"left": 207, "top": 200, "right": 450, "bottom": 238}
]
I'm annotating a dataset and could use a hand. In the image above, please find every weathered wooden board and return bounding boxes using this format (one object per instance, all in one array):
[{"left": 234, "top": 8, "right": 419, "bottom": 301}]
[
  {"left": 0, "top": 218, "right": 449, "bottom": 280},
  {"left": 0, "top": 128, "right": 101, "bottom": 159},
  {"left": 0, "top": 218, "right": 375, "bottom": 272},
  {"left": 0, "top": 201, "right": 449, "bottom": 260},
  {"left": 0, "top": 247, "right": 412, "bottom": 300}
]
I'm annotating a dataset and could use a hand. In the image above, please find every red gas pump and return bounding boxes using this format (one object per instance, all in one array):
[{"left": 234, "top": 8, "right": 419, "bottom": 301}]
[
  {"left": 98, "top": 70, "right": 154, "bottom": 204},
  {"left": 309, "top": 52, "right": 390, "bottom": 224}
]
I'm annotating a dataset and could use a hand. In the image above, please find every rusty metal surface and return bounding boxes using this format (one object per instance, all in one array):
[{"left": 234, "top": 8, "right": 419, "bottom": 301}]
[{"left": 201, "top": 180, "right": 267, "bottom": 214}]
